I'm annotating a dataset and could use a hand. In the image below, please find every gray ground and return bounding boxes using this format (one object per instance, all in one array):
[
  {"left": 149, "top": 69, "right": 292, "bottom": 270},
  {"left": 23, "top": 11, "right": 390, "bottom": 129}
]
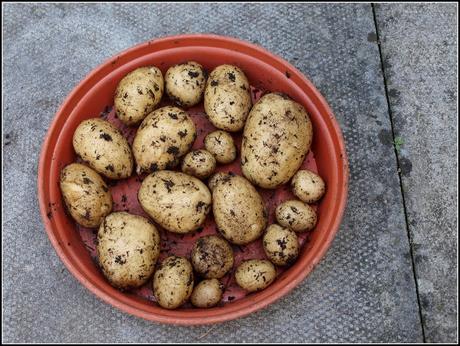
[{"left": 2, "top": 3, "right": 457, "bottom": 343}]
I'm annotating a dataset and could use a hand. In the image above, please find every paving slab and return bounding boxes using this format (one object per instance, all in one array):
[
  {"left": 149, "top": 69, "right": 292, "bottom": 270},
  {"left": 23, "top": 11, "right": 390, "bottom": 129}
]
[
  {"left": 374, "top": 3, "right": 458, "bottom": 343},
  {"left": 3, "top": 3, "right": 422, "bottom": 342}
]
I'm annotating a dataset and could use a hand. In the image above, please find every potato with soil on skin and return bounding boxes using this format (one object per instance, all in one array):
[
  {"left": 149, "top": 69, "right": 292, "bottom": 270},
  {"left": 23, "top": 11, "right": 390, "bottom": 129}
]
[
  {"left": 291, "top": 169, "right": 326, "bottom": 203},
  {"left": 235, "top": 259, "right": 276, "bottom": 292},
  {"left": 275, "top": 200, "right": 317, "bottom": 232},
  {"left": 114, "top": 66, "right": 164, "bottom": 126},
  {"left": 204, "top": 64, "right": 252, "bottom": 132},
  {"left": 181, "top": 149, "right": 216, "bottom": 179},
  {"left": 241, "top": 93, "right": 313, "bottom": 189},
  {"left": 97, "top": 212, "right": 160, "bottom": 289},
  {"left": 133, "top": 106, "right": 197, "bottom": 174},
  {"left": 153, "top": 256, "right": 194, "bottom": 309},
  {"left": 138, "top": 170, "right": 211, "bottom": 234},
  {"left": 60, "top": 163, "right": 112, "bottom": 228},
  {"left": 191, "top": 279, "right": 224, "bottom": 308},
  {"left": 211, "top": 173, "right": 267, "bottom": 245},
  {"left": 191, "top": 235, "right": 234, "bottom": 279},
  {"left": 204, "top": 130, "right": 237, "bottom": 164},
  {"left": 72, "top": 118, "right": 133, "bottom": 179},
  {"left": 262, "top": 224, "right": 299, "bottom": 266},
  {"left": 165, "top": 61, "right": 207, "bottom": 108}
]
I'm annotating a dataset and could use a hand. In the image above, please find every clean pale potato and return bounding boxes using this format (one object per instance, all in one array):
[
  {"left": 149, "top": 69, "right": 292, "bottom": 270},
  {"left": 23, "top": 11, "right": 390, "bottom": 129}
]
[
  {"left": 262, "top": 224, "right": 299, "bottom": 266},
  {"left": 114, "top": 66, "right": 164, "bottom": 126},
  {"left": 204, "top": 130, "right": 237, "bottom": 164},
  {"left": 72, "top": 118, "right": 133, "bottom": 179},
  {"left": 153, "top": 256, "right": 194, "bottom": 309},
  {"left": 235, "top": 259, "right": 276, "bottom": 292},
  {"left": 191, "top": 235, "right": 234, "bottom": 279},
  {"left": 181, "top": 149, "right": 216, "bottom": 179},
  {"left": 97, "top": 212, "right": 160, "bottom": 289},
  {"left": 132, "top": 106, "right": 196, "bottom": 174},
  {"left": 275, "top": 199, "right": 317, "bottom": 232},
  {"left": 190, "top": 279, "right": 224, "bottom": 308},
  {"left": 165, "top": 61, "right": 207, "bottom": 107},
  {"left": 60, "top": 163, "right": 112, "bottom": 228},
  {"left": 241, "top": 93, "right": 313, "bottom": 189},
  {"left": 291, "top": 169, "right": 326, "bottom": 203}
]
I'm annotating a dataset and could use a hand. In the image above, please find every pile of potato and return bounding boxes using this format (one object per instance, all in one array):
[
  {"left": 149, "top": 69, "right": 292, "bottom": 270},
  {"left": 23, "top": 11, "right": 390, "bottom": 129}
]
[{"left": 60, "top": 62, "right": 326, "bottom": 309}]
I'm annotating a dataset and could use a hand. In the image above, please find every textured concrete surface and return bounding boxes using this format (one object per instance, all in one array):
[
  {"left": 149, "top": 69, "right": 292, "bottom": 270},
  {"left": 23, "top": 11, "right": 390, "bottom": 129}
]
[
  {"left": 375, "top": 3, "right": 458, "bottom": 343},
  {"left": 2, "top": 2, "right": 454, "bottom": 343}
]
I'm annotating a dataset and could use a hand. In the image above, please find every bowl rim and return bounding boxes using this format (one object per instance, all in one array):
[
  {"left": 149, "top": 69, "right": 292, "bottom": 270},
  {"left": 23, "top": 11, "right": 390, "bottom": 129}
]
[{"left": 38, "top": 33, "right": 349, "bottom": 325}]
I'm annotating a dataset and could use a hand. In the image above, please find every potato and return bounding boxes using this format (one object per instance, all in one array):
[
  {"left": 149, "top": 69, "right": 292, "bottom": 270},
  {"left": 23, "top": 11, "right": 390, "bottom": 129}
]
[
  {"left": 153, "top": 256, "right": 194, "bottom": 309},
  {"left": 291, "top": 169, "right": 326, "bottom": 203},
  {"left": 191, "top": 235, "right": 234, "bottom": 279},
  {"left": 191, "top": 279, "right": 224, "bottom": 308},
  {"left": 204, "top": 130, "right": 237, "bottom": 164},
  {"left": 165, "top": 61, "right": 207, "bottom": 108},
  {"left": 241, "top": 93, "right": 313, "bottom": 189},
  {"left": 97, "top": 212, "right": 160, "bottom": 289},
  {"left": 235, "top": 259, "right": 276, "bottom": 292},
  {"left": 60, "top": 163, "right": 112, "bottom": 228},
  {"left": 275, "top": 200, "right": 317, "bottom": 232},
  {"left": 262, "top": 224, "right": 299, "bottom": 266},
  {"left": 72, "top": 118, "right": 133, "bottom": 179},
  {"left": 212, "top": 173, "right": 267, "bottom": 245},
  {"left": 207, "top": 172, "right": 229, "bottom": 191},
  {"left": 181, "top": 149, "right": 216, "bottom": 179},
  {"left": 138, "top": 170, "right": 212, "bottom": 234},
  {"left": 114, "top": 66, "right": 164, "bottom": 126},
  {"left": 204, "top": 65, "right": 252, "bottom": 132},
  {"left": 132, "top": 106, "right": 196, "bottom": 174}
]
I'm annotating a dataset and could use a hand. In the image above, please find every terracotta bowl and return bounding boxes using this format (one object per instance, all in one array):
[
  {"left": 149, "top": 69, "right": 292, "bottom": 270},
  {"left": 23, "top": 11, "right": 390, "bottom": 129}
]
[{"left": 38, "top": 34, "right": 348, "bottom": 325}]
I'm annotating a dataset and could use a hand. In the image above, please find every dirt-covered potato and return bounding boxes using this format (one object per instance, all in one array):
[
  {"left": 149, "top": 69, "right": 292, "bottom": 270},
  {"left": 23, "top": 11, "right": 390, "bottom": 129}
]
[
  {"left": 165, "top": 61, "right": 207, "bottom": 108},
  {"left": 97, "top": 212, "right": 160, "bottom": 289},
  {"left": 191, "top": 279, "right": 224, "bottom": 308},
  {"left": 235, "top": 259, "right": 276, "bottom": 292},
  {"left": 114, "top": 66, "right": 164, "bottom": 126},
  {"left": 132, "top": 106, "right": 196, "bottom": 174},
  {"left": 181, "top": 149, "right": 216, "bottom": 179},
  {"left": 291, "top": 169, "right": 326, "bottom": 203},
  {"left": 204, "top": 130, "right": 237, "bottom": 164},
  {"left": 204, "top": 65, "right": 252, "bottom": 132},
  {"left": 275, "top": 200, "right": 317, "bottom": 232},
  {"left": 72, "top": 118, "right": 133, "bottom": 179},
  {"left": 191, "top": 235, "right": 234, "bottom": 279},
  {"left": 60, "top": 163, "right": 112, "bottom": 228},
  {"left": 153, "top": 256, "right": 194, "bottom": 309},
  {"left": 138, "top": 170, "right": 211, "bottom": 234},
  {"left": 262, "top": 224, "right": 299, "bottom": 266},
  {"left": 212, "top": 173, "right": 267, "bottom": 245},
  {"left": 241, "top": 93, "right": 313, "bottom": 189}
]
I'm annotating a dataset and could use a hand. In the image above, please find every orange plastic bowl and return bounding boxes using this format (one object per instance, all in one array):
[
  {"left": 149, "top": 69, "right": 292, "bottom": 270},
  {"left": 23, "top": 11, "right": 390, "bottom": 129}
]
[{"left": 38, "top": 34, "right": 348, "bottom": 325}]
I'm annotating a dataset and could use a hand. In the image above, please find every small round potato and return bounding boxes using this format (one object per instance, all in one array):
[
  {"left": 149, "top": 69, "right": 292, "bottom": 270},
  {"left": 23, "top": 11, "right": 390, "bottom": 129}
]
[
  {"left": 235, "top": 259, "right": 276, "bottom": 292},
  {"left": 181, "top": 149, "right": 216, "bottom": 179},
  {"left": 204, "top": 64, "right": 252, "bottom": 132},
  {"left": 60, "top": 163, "right": 112, "bottom": 228},
  {"left": 114, "top": 66, "right": 164, "bottom": 126},
  {"left": 275, "top": 200, "right": 317, "bottom": 232},
  {"left": 133, "top": 106, "right": 197, "bottom": 174},
  {"left": 165, "top": 61, "right": 207, "bottom": 108},
  {"left": 97, "top": 212, "right": 160, "bottom": 289},
  {"left": 262, "top": 224, "right": 299, "bottom": 266},
  {"left": 72, "top": 118, "right": 133, "bottom": 179},
  {"left": 153, "top": 256, "right": 194, "bottom": 309},
  {"left": 191, "top": 279, "right": 224, "bottom": 308},
  {"left": 191, "top": 235, "right": 234, "bottom": 279},
  {"left": 204, "top": 130, "right": 237, "bottom": 164},
  {"left": 291, "top": 169, "right": 326, "bottom": 203}
]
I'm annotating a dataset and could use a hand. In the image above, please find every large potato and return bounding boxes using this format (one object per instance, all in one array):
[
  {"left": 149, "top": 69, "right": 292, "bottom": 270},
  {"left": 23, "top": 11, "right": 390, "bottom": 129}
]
[
  {"left": 132, "top": 106, "right": 196, "bottom": 174},
  {"left": 153, "top": 256, "right": 194, "bottom": 309},
  {"left": 138, "top": 171, "right": 212, "bottom": 234},
  {"left": 275, "top": 200, "right": 317, "bottom": 232},
  {"left": 72, "top": 118, "right": 133, "bottom": 179},
  {"left": 291, "top": 169, "right": 326, "bottom": 203},
  {"left": 191, "top": 235, "right": 234, "bottom": 279},
  {"left": 211, "top": 173, "right": 267, "bottom": 245},
  {"left": 262, "top": 224, "right": 299, "bottom": 266},
  {"left": 241, "top": 93, "right": 313, "bottom": 189},
  {"left": 204, "top": 65, "right": 252, "bottom": 132},
  {"left": 97, "top": 212, "right": 160, "bottom": 289},
  {"left": 60, "top": 163, "right": 112, "bottom": 228},
  {"left": 114, "top": 66, "right": 164, "bottom": 126},
  {"left": 235, "top": 259, "right": 276, "bottom": 292}
]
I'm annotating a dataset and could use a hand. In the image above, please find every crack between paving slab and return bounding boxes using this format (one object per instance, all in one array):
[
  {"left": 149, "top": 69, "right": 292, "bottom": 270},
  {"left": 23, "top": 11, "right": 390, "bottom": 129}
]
[{"left": 371, "top": 3, "right": 427, "bottom": 342}]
